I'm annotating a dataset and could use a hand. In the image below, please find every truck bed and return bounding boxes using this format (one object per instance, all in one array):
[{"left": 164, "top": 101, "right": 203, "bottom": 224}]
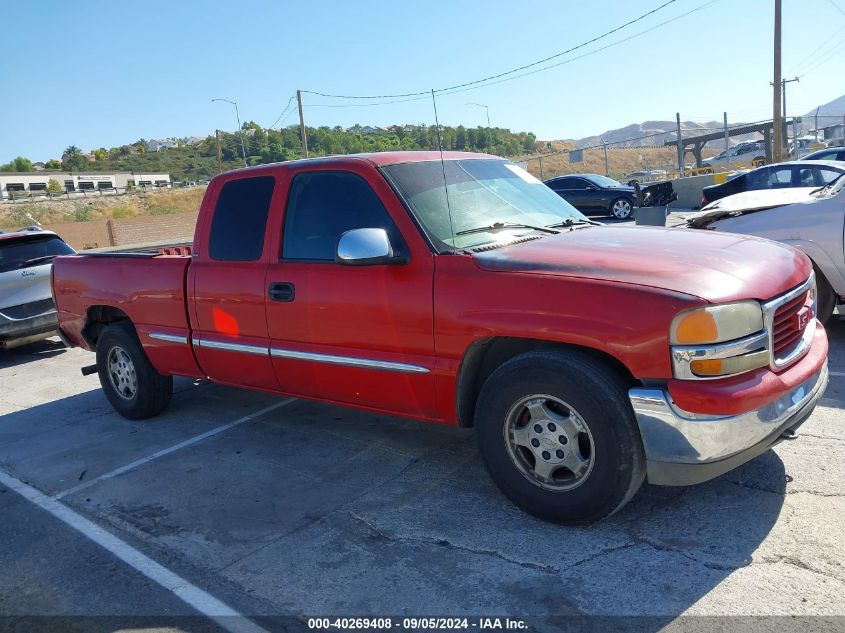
[{"left": 52, "top": 252, "right": 192, "bottom": 354}]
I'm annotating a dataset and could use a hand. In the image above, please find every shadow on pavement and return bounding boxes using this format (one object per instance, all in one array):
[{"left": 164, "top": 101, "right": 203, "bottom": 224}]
[
  {"left": 0, "top": 383, "right": 790, "bottom": 622},
  {"left": 0, "top": 338, "right": 67, "bottom": 370}
]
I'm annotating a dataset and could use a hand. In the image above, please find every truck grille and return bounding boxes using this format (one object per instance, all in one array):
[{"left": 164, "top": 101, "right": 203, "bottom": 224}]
[
  {"left": 763, "top": 274, "right": 816, "bottom": 370},
  {"left": 0, "top": 298, "right": 55, "bottom": 320},
  {"left": 772, "top": 290, "right": 811, "bottom": 358}
]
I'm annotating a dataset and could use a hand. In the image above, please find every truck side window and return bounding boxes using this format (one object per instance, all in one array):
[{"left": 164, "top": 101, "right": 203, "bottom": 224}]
[
  {"left": 209, "top": 176, "right": 275, "bottom": 261},
  {"left": 282, "top": 171, "right": 399, "bottom": 261}
]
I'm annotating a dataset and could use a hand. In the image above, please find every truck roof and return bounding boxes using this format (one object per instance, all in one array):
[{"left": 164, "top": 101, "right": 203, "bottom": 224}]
[{"left": 210, "top": 151, "right": 496, "bottom": 183}]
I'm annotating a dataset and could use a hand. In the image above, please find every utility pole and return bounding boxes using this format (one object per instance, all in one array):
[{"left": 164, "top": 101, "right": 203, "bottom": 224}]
[
  {"left": 215, "top": 129, "right": 222, "bottom": 174},
  {"left": 211, "top": 98, "right": 248, "bottom": 168},
  {"left": 297, "top": 90, "right": 309, "bottom": 158},
  {"left": 772, "top": 0, "right": 783, "bottom": 162},
  {"left": 601, "top": 137, "right": 609, "bottom": 177},
  {"left": 772, "top": 76, "right": 799, "bottom": 155},
  {"left": 814, "top": 106, "right": 820, "bottom": 143},
  {"left": 675, "top": 113, "right": 684, "bottom": 175},
  {"left": 724, "top": 112, "right": 731, "bottom": 171}
]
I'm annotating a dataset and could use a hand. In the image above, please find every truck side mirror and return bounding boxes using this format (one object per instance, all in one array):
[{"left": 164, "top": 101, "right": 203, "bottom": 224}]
[{"left": 335, "top": 228, "right": 404, "bottom": 266}]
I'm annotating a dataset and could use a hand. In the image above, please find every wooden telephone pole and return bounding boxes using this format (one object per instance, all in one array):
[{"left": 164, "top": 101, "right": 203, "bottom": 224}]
[
  {"left": 297, "top": 90, "right": 309, "bottom": 158},
  {"left": 215, "top": 129, "right": 222, "bottom": 174},
  {"left": 772, "top": 0, "right": 783, "bottom": 162}
]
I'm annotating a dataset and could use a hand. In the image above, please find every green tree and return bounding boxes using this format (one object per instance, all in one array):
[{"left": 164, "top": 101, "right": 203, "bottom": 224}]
[
  {"left": 93, "top": 148, "right": 108, "bottom": 162},
  {"left": 0, "top": 156, "right": 33, "bottom": 172},
  {"left": 62, "top": 146, "right": 89, "bottom": 171},
  {"left": 46, "top": 179, "right": 63, "bottom": 193},
  {"left": 45, "top": 159, "right": 61, "bottom": 169}
]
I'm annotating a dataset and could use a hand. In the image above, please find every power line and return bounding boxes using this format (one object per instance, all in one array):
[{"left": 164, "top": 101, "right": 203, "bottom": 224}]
[
  {"left": 266, "top": 94, "right": 297, "bottom": 129},
  {"left": 424, "top": 0, "right": 720, "bottom": 101},
  {"left": 788, "top": 26, "right": 844, "bottom": 75},
  {"left": 301, "top": 0, "right": 718, "bottom": 112},
  {"left": 301, "top": 0, "right": 681, "bottom": 100}
]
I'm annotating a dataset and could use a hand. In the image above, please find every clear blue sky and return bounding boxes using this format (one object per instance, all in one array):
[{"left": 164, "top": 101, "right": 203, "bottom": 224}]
[{"left": 1, "top": 0, "right": 843, "bottom": 163}]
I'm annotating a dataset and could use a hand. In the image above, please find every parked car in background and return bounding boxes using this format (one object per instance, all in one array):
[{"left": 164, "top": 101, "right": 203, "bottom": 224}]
[
  {"left": 700, "top": 140, "right": 767, "bottom": 170},
  {"left": 544, "top": 174, "right": 637, "bottom": 219},
  {"left": 0, "top": 228, "right": 76, "bottom": 349},
  {"left": 700, "top": 160, "right": 845, "bottom": 206},
  {"left": 801, "top": 146, "right": 845, "bottom": 162},
  {"left": 688, "top": 173, "right": 845, "bottom": 322},
  {"left": 53, "top": 152, "right": 829, "bottom": 523}
]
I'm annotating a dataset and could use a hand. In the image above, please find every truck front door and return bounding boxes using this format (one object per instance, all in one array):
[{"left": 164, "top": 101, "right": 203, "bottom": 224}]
[{"left": 264, "top": 164, "right": 437, "bottom": 419}]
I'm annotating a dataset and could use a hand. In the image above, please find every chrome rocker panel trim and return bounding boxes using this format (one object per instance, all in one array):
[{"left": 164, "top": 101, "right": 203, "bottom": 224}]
[
  {"left": 148, "top": 332, "right": 188, "bottom": 345},
  {"left": 270, "top": 348, "right": 429, "bottom": 374},
  {"left": 629, "top": 362, "right": 828, "bottom": 486},
  {"left": 189, "top": 335, "right": 428, "bottom": 374}
]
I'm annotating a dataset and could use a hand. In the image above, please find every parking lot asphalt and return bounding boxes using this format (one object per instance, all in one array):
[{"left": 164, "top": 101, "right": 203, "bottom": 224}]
[{"left": 0, "top": 317, "right": 843, "bottom": 632}]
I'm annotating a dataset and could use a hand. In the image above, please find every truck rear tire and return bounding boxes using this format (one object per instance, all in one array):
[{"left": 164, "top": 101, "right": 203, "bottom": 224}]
[
  {"left": 96, "top": 323, "right": 172, "bottom": 420},
  {"left": 474, "top": 350, "right": 645, "bottom": 524}
]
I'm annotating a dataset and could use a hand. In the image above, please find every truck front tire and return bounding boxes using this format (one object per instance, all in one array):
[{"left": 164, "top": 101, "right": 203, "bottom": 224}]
[
  {"left": 96, "top": 323, "right": 173, "bottom": 420},
  {"left": 475, "top": 350, "right": 645, "bottom": 524}
]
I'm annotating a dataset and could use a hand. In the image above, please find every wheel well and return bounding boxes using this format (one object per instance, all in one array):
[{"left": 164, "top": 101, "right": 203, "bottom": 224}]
[
  {"left": 83, "top": 306, "right": 133, "bottom": 347},
  {"left": 455, "top": 337, "right": 637, "bottom": 428}
]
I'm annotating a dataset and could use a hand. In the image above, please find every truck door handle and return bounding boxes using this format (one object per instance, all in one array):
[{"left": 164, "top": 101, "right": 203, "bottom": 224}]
[{"left": 268, "top": 282, "right": 295, "bottom": 302}]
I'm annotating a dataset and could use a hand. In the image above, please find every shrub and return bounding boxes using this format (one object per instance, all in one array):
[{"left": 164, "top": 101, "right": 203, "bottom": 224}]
[{"left": 47, "top": 179, "right": 63, "bottom": 194}]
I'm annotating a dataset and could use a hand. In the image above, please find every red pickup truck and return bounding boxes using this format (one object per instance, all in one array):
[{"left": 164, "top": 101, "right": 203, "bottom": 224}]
[{"left": 52, "top": 152, "right": 829, "bottom": 523}]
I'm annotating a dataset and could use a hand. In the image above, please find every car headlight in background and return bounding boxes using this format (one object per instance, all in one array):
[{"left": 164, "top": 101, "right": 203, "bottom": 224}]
[{"left": 670, "top": 302, "right": 768, "bottom": 379}]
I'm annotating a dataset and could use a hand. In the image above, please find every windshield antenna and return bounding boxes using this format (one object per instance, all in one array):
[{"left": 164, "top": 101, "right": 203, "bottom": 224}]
[{"left": 431, "top": 89, "right": 457, "bottom": 250}]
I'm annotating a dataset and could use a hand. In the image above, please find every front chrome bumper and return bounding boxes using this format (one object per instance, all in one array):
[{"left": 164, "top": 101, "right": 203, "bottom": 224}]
[{"left": 629, "top": 362, "right": 829, "bottom": 486}]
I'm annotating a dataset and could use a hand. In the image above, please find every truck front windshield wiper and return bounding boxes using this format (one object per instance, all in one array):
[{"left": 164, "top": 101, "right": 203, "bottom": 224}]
[
  {"left": 547, "top": 218, "right": 602, "bottom": 228},
  {"left": 21, "top": 255, "right": 58, "bottom": 267},
  {"left": 455, "top": 222, "right": 560, "bottom": 236}
]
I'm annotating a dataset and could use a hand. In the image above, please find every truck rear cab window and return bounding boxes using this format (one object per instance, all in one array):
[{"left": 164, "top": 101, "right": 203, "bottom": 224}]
[
  {"left": 208, "top": 176, "right": 275, "bottom": 261},
  {"left": 282, "top": 171, "right": 400, "bottom": 261}
]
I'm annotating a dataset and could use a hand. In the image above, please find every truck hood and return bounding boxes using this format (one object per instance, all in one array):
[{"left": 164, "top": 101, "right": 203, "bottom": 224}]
[
  {"left": 687, "top": 188, "right": 817, "bottom": 228},
  {"left": 471, "top": 225, "right": 810, "bottom": 303}
]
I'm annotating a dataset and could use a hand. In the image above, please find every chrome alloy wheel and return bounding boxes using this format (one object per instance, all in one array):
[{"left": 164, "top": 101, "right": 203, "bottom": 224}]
[
  {"left": 611, "top": 199, "right": 633, "bottom": 219},
  {"left": 504, "top": 394, "right": 595, "bottom": 491},
  {"left": 108, "top": 346, "right": 138, "bottom": 400}
]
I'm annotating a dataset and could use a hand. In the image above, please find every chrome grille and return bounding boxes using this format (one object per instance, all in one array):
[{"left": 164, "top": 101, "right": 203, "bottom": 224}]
[{"left": 762, "top": 274, "right": 816, "bottom": 370}]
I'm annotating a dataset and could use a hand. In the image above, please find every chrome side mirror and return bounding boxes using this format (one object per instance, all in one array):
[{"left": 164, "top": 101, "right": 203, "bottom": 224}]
[{"left": 335, "top": 228, "right": 402, "bottom": 266}]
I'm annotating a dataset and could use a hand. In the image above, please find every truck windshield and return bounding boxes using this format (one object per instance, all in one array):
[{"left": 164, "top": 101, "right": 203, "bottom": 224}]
[
  {"left": 0, "top": 235, "right": 75, "bottom": 273},
  {"left": 382, "top": 159, "right": 587, "bottom": 251}
]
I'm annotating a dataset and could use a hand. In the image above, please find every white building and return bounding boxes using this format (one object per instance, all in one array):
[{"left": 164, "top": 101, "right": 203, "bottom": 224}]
[
  {"left": 0, "top": 172, "right": 171, "bottom": 199},
  {"left": 148, "top": 138, "right": 178, "bottom": 151}
]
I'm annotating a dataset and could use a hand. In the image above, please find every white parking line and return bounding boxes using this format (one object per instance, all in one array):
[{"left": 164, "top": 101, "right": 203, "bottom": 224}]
[
  {"left": 0, "top": 468, "right": 270, "bottom": 633},
  {"left": 55, "top": 398, "right": 296, "bottom": 500}
]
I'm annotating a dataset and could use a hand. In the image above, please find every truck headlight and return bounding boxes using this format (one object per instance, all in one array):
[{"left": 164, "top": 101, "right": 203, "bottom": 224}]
[{"left": 670, "top": 302, "right": 768, "bottom": 379}]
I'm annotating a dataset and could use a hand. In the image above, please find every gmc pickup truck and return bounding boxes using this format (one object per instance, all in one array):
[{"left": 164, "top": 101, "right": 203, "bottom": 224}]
[{"left": 53, "top": 152, "right": 829, "bottom": 523}]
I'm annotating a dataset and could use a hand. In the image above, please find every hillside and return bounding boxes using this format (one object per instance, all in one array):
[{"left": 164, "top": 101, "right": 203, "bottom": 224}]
[
  {"left": 523, "top": 141, "right": 680, "bottom": 181},
  {"left": 30, "top": 124, "right": 538, "bottom": 182}
]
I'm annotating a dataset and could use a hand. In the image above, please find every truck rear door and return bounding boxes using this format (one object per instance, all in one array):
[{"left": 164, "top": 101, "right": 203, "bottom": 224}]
[
  {"left": 264, "top": 163, "right": 437, "bottom": 419},
  {"left": 188, "top": 174, "right": 279, "bottom": 390}
]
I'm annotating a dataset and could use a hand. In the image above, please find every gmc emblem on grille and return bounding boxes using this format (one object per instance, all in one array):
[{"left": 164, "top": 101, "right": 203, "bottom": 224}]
[{"left": 794, "top": 306, "right": 811, "bottom": 330}]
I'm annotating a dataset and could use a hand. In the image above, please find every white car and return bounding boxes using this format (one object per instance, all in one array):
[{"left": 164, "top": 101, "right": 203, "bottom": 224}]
[
  {"left": 686, "top": 176, "right": 845, "bottom": 322},
  {"left": 700, "top": 140, "right": 767, "bottom": 169},
  {"left": 0, "top": 228, "right": 76, "bottom": 349}
]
